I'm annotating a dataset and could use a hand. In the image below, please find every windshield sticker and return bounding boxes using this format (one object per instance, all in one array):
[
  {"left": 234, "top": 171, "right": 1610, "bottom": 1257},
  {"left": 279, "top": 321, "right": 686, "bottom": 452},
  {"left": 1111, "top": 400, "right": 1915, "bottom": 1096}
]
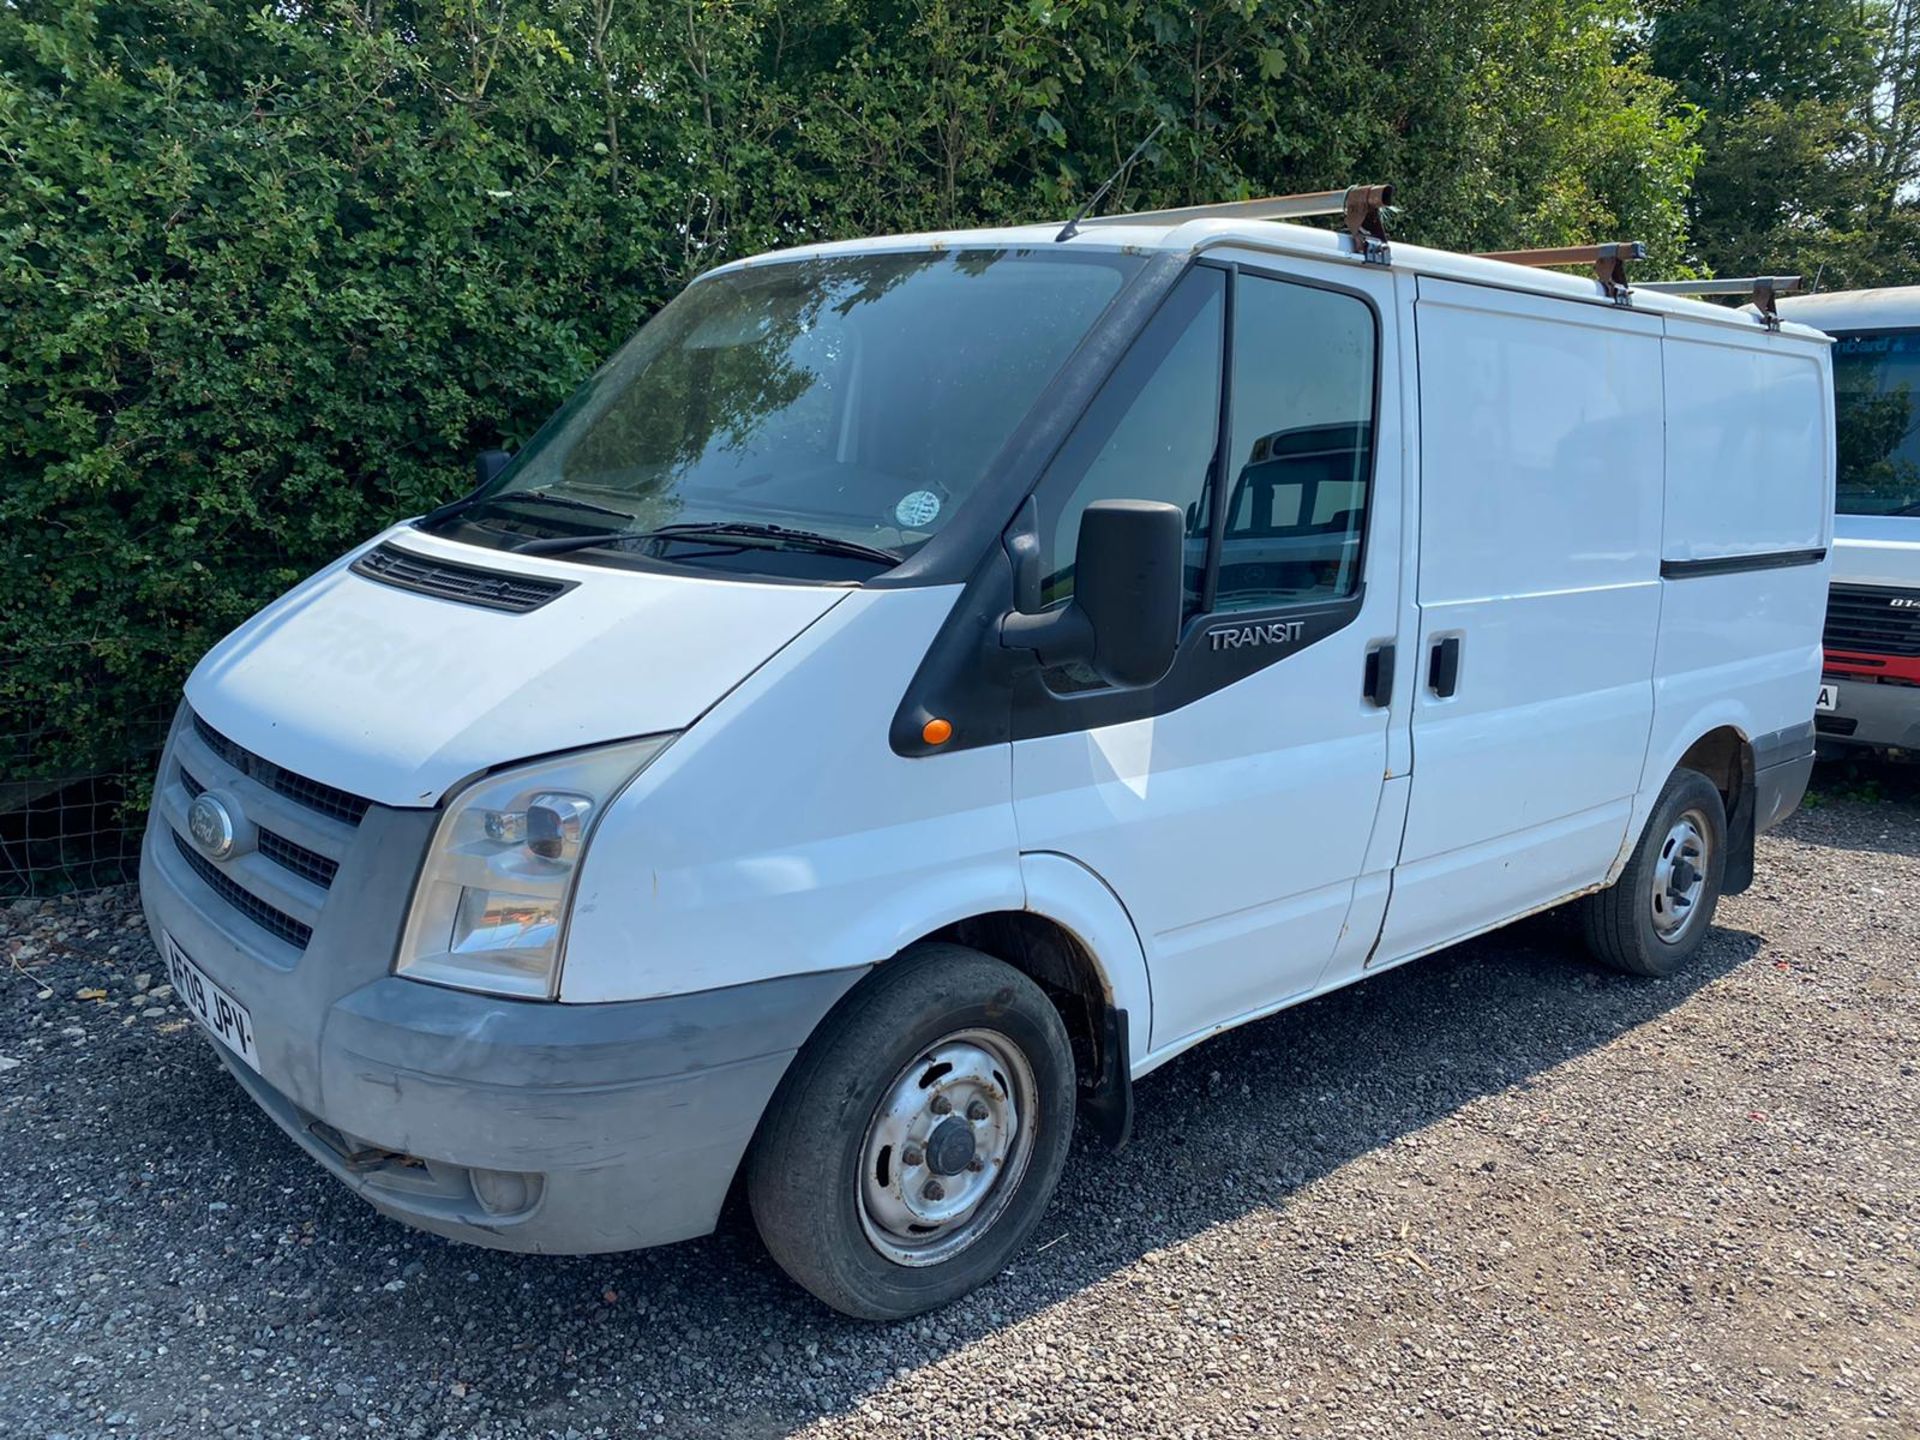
[{"left": 895, "top": 490, "right": 942, "bottom": 528}]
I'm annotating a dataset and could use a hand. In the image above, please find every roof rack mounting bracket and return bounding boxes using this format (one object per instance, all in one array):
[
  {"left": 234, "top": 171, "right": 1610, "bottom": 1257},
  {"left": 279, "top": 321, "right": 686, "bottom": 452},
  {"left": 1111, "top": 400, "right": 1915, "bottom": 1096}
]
[
  {"left": 1476, "top": 242, "right": 1647, "bottom": 308},
  {"left": 1636, "top": 275, "right": 1803, "bottom": 330},
  {"left": 1343, "top": 184, "right": 1393, "bottom": 266},
  {"left": 1595, "top": 253, "right": 1633, "bottom": 307},
  {"left": 1065, "top": 181, "right": 1395, "bottom": 264}
]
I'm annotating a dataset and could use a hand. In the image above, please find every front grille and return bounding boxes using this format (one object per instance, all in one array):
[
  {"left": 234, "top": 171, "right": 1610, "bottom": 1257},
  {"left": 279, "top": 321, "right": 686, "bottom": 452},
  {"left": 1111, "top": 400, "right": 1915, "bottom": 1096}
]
[
  {"left": 191, "top": 714, "right": 370, "bottom": 826},
  {"left": 180, "top": 764, "right": 338, "bottom": 889},
  {"left": 1825, "top": 584, "right": 1920, "bottom": 657},
  {"left": 1817, "top": 713, "right": 1859, "bottom": 737},
  {"left": 172, "top": 832, "right": 314, "bottom": 950},
  {"left": 257, "top": 830, "right": 339, "bottom": 889},
  {"left": 351, "top": 541, "right": 575, "bottom": 614},
  {"left": 266, "top": 767, "right": 372, "bottom": 827}
]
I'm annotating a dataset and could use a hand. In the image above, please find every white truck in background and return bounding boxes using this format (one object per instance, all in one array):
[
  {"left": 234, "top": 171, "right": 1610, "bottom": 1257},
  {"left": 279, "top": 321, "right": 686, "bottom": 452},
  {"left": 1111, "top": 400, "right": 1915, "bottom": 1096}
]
[{"left": 1780, "top": 287, "right": 1920, "bottom": 753}]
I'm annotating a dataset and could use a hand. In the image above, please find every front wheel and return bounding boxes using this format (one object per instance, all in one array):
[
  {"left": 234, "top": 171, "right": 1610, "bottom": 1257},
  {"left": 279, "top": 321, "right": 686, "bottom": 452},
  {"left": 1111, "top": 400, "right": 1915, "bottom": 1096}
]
[
  {"left": 745, "top": 944, "right": 1076, "bottom": 1319},
  {"left": 1581, "top": 767, "right": 1727, "bottom": 977}
]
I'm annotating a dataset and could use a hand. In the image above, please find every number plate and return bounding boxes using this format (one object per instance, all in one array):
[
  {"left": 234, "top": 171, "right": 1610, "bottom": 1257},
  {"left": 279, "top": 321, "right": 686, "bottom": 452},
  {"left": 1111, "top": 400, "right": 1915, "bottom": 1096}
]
[
  {"left": 164, "top": 934, "right": 260, "bottom": 1073},
  {"left": 1816, "top": 684, "right": 1839, "bottom": 712}
]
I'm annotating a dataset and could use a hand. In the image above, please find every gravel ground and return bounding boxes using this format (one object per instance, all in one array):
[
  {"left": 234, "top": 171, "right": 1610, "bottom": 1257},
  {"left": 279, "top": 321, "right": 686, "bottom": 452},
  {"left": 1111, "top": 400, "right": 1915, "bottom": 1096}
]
[{"left": 3, "top": 762, "right": 1917, "bottom": 1440}]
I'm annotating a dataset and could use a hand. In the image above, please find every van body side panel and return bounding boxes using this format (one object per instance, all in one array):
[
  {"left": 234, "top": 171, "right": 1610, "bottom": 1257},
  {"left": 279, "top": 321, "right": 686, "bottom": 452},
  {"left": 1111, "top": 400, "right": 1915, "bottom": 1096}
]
[
  {"left": 1636, "top": 560, "right": 1827, "bottom": 844},
  {"left": 559, "top": 585, "right": 1025, "bottom": 1003},
  {"left": 1658, "top": 328, "right": 1831, "bottom": 563},
  {"left": 1375, "top": 278, "right": 1664, "bottom": 962},
  {"left": 1630, "top": 321, "right": 1833, "bottom": 846}
]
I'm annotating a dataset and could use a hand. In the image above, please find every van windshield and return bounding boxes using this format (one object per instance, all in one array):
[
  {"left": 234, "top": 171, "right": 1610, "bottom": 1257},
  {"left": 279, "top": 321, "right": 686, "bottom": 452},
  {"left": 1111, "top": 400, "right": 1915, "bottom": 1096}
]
[
  {"left": 1834, "top": 329, "right": 1920, "bottom": 516},
  {"left": 450, "top": 248, "right": 1143, "bottom": 571}
]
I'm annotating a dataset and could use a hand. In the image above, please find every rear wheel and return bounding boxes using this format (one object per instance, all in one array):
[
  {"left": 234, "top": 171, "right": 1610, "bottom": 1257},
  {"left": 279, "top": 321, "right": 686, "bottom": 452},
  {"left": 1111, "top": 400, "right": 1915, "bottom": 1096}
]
[
  {"left": 1581, "top": 767, "right": 1727, "bottom": 977},
  {"left": 746, "top": 944, "right": 1075, "bottom": 1319}
]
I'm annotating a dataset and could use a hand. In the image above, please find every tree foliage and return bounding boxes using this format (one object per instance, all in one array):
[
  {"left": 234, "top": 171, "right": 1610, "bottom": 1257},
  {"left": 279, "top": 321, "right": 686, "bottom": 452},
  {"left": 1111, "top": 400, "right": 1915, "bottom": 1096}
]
[
  {"left": 1649, "top": 0, "right": 1920, "bottom": 284},
  {"left": 3, "top": 0, "right": 1695, "bottom": 781}
]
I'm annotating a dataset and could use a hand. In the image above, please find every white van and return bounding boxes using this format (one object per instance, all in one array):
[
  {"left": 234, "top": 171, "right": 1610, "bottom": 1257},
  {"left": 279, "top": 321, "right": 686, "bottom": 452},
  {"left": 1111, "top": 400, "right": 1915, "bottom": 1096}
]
[
  {"left": 1777, "top": 287, "right": 1920, "bottom": 752},
  {"left": 140, "top": 201, "right": 1832, "bottom": 1319}
]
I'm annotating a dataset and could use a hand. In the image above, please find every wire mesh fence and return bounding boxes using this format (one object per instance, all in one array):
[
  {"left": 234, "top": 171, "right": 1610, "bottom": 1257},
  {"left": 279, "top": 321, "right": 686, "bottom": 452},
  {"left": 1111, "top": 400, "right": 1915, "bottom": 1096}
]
[
  {"left": 3, "top": 545, "right": 325, "bottom": 898},
  {"left": 2, "top": 700, "right": 174, "bottom": 900}
]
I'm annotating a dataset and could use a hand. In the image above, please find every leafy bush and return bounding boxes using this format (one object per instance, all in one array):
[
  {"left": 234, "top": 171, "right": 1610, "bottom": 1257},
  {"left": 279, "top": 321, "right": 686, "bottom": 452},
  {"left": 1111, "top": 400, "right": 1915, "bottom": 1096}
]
[{"left": 1, "top": 0, "right": 1696, "bottom": 791}]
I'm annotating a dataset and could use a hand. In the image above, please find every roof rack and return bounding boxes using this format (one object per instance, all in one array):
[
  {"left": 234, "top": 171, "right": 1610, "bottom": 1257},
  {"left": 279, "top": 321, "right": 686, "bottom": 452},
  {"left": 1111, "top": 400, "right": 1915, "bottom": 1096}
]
[
  {"left": 1476, "top": 242, "right": 1647, "bottom": 307},
  {"left": 1638, "top": 276, "right": 1803, "bottom": 330},
  {"left": 1074, "top": 184, "right": 1395, "bottom": 265}
]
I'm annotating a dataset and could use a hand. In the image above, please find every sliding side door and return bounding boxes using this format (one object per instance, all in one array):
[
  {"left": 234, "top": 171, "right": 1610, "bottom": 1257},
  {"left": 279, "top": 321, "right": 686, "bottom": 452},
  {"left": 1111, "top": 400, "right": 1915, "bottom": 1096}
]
[{"left": 1372, "top": 277, "right": 1664, "bottom": 964}]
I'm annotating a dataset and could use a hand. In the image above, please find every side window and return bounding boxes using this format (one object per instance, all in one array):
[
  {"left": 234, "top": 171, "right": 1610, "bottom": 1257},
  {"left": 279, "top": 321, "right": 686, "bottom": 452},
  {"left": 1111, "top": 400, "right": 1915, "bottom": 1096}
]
[
  {"left": 1215, "top": 274, "right": 1376, "bottom": 612},
  {"left": 1038, "top": 266, "right": 1224, "bottom": 611}
]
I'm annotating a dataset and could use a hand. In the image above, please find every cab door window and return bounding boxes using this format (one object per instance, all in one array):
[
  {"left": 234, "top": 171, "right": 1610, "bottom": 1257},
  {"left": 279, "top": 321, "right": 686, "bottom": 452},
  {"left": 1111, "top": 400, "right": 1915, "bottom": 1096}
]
[
  {"left": 1037, "top": 265, "right": 1225, "bottom": 612},
  {"left": 1215, "top": 274, "right": 1377, "bottom": 612}
]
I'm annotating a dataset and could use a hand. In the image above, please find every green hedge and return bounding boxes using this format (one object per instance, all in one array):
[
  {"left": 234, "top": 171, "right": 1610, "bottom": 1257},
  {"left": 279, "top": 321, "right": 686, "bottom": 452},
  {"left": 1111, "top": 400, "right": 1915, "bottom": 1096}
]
[{"left": 1, "top": 0, "right": 1697, "bottom": 788}]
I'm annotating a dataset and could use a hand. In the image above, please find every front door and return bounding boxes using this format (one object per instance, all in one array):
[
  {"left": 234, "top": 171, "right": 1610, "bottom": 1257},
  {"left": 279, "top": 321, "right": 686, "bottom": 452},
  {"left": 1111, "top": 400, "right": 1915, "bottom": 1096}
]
[{"left": 1010, "top": 254, "right": 1410, "bottom": 1058}]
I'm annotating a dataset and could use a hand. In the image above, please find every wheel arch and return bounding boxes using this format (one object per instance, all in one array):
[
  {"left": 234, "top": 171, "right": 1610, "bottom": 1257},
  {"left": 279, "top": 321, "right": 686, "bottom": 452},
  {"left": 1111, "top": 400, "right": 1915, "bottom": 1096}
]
[
  {"left": 1624, "top": 718, "right": 1759, "bottom": 894},
  {"left": 915, "top": 851, "right": 1151, "bottom": 1150},
  {"left": 1676, "top": 725, "right": 1759, "bottom": 894},
  {"left": 761, "top": 852, "right": 1150, "bottom": 1154}
]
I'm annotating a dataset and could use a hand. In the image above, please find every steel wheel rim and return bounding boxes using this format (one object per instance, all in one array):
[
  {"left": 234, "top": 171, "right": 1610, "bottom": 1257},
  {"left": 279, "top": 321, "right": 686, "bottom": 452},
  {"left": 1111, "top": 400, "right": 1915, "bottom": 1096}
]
[
  {"left": 1650, "top": 807, "right": 1712, "bottom": 944},
  {"left": 857, "top": 1029, "right": 1037, "bottom": 1267}
]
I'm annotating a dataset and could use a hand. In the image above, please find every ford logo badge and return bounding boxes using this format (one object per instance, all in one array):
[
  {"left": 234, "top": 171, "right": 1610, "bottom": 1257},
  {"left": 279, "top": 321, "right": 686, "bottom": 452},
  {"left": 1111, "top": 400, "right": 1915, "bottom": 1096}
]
[{"left": 187, "top": 793, "right": 237, "bottom": 860}]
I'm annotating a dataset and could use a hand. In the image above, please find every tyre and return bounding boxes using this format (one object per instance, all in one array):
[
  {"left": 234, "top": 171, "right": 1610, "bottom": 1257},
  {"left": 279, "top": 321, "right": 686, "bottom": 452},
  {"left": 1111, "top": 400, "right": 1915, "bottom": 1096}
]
[
  {"left": 1581, "top": 767, "right": 1727, "bottom": 977},
  {"left": 745, "top": 943, "right": 1076, "bottom": 1319}
]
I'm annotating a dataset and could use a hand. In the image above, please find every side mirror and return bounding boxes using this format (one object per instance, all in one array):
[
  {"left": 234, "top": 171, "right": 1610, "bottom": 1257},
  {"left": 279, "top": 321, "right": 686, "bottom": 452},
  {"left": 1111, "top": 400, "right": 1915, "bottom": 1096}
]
[
  {"left": 475, "top": 449, "right": 512, "bottom": 487},
  {"left": 1002, "top": 499, "right": 1185, "bottom": 689}
]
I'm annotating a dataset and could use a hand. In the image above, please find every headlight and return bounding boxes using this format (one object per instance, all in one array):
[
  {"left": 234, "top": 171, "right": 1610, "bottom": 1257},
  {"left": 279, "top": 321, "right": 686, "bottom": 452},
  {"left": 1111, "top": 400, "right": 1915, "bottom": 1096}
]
[{"left": 396, "top": 734, "right": 676, "bottom": 998}]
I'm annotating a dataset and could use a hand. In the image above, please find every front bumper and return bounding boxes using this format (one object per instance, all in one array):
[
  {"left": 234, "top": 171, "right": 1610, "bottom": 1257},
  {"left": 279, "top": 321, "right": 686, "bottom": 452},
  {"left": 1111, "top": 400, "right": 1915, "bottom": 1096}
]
[
  {"left": 1815, "top": 675, "right": 1920, "bottom": 753},
  {"left": 139, "top": 709, "right": 864, "bottom": 1253},
  {"left": 189, "top": 956, "right": 861, "bottom": 1254}
]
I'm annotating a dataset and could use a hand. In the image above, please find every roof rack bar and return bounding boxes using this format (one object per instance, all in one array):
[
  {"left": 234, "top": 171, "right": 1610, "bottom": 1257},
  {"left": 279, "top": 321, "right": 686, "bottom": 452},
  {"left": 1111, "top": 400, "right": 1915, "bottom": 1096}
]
[
  {"left": 1639, "top": 276, "right": 1803, "bottom": 330},
  {"left": 1637, "top": 276, "right": 1802, "bottom": 297},
  {"left": 1075, "top": 188, "right": 1345, "bottom": 227},
  {"left": 1475, "top": 241, "right": 1647, "bottom": 306},
  {"left": 1076, "top": 183, "right": 1396, "bottom": 265},
  {"left": 1476, "top": 241, "right": 1647, "bottom": 267}
]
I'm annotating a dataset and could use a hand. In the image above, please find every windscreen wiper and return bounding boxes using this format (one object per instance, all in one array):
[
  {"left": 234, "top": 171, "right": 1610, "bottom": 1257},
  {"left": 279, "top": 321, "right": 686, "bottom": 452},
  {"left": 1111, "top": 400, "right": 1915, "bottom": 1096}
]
[
  {"left": 426, "top": 490, "right": 637, "bottom": 530},
  {"left": 513, "top": 529, "right": 643, "bottom": 555},
  {"left": 650, "top": 521, "right": 901, "bottom": 565},
  {"left": 489, "top": 492, "right": 637, "bottom": 521},
  {"left": 513, "top": 520, "right": 901, "bottom": 565}
]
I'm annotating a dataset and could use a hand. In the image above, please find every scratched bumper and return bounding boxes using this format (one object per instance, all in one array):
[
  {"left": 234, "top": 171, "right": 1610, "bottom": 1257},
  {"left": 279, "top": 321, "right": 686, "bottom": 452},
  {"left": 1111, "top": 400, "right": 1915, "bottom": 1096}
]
[
  {"left": 206, "top": 968, "right": 857, "bottom": 1254},
  {"left": 139, "top": 787, "right": 863, "bottom": 1254}
]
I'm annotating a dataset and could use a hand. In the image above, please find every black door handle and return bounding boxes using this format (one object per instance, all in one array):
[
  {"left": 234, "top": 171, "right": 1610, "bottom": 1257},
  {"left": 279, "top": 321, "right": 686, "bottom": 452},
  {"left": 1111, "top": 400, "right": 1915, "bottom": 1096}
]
[
  {"left": 1363, "top": 643, "right": 1395, "bottom": 707},
  {"left": 1428, "top": 636, "right": 1462, "bottom": 697}
]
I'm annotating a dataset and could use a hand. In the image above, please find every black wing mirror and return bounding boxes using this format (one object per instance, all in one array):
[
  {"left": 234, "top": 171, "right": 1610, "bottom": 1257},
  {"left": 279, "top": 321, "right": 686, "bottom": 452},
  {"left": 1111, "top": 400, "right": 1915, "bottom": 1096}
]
[
  {"left": 1002, "top": 499, "right": 1184, "bottom": 688},
  {"left": 475, "top": 449, "right": 512, "bottom": 487}
]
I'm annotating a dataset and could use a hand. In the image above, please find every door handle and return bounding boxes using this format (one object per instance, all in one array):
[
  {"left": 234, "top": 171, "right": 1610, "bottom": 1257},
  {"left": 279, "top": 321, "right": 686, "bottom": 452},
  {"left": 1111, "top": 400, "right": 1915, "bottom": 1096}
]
[
  {"left": 1427, "top": 636, "right": 1462, "bottom": 698},
  {"left": 1363, "top": 643, "right": 1395, "bottom": 708}
]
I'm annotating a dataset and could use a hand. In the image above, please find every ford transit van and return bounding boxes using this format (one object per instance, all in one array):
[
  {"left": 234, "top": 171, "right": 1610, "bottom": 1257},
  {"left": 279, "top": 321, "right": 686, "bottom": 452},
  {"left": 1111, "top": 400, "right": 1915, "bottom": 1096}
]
[
  {"left": 140, "top": 202, "right": 1832, "bottom": 1318},
  {"left": 1778, "top": 287, "right": 1920, "bottom": 753}
]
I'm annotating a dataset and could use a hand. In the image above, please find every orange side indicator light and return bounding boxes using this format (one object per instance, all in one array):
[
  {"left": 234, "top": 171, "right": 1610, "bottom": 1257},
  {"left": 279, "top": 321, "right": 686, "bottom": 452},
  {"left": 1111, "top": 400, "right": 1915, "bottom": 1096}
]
[{"left": 922, "top": 717, "right": 954, "bottom": 747}]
